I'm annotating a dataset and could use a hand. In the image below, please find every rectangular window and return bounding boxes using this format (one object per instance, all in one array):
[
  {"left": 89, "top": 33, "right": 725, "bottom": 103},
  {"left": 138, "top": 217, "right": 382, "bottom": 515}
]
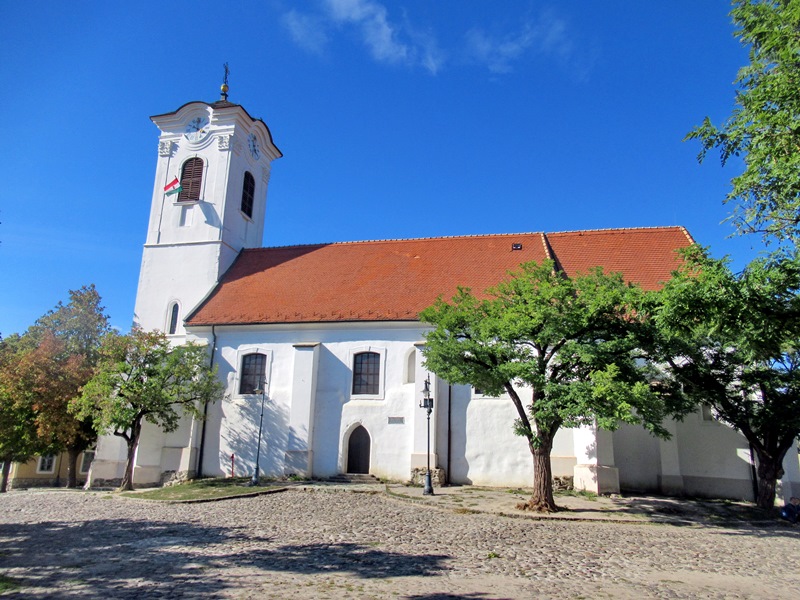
[
  {"left": 37, "top": 455, "right": 55, "bottom": 474},
  {"left": 352, "top": 352, "right": 380, "bottom": 395},
  {"left": 80, "top": 451, "right": 95, "bottom": 474},
  {"left": 240, "top": 353, "right": 267, "bottom": 395}
]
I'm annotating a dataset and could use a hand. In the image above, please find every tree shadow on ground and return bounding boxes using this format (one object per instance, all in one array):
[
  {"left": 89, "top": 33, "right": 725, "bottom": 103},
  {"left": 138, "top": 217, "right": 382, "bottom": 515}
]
[
  {"left": 554, "top": 494, "right": 800, "bottom": 536},
  {"left": 0, "top": 518, "right": 450, "bottom": 598},
  {"left": 405, "top": 594, "right": 510, "bottom": 600}
]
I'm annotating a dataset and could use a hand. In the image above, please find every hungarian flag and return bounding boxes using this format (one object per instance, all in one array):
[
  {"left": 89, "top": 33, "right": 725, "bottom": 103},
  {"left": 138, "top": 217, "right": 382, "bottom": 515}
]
[{"left": 164, "top": 177, "right": 182, "bottom": 196}]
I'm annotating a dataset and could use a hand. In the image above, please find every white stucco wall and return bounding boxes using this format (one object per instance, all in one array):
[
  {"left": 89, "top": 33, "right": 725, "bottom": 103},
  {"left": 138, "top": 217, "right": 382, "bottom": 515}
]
[
  {"left": 191, "top": 323, "right": 584, "bottom": 486},
  {"left": 194, "top": 323, "right": 430, "bottom": 482}
]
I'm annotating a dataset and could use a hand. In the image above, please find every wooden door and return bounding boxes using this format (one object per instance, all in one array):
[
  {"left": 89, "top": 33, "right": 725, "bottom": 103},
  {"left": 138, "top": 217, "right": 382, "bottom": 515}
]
[{"left": 347, "top": 426, "right": 370, "bottom": 474}]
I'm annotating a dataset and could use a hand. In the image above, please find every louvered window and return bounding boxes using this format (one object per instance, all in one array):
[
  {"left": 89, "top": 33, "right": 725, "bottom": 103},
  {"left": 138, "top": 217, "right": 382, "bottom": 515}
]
[
  {"left": 352, "top": 352, "right": 380, "bottom": 395},
  {"left": 241, "top": 171, "right": 255, "bottom": 218},
  {"left": 178, "top": 157, "right": 204, "bottom": 202},
  {"left": 240, "top": 353, "right": 267, "bottom": 395}
]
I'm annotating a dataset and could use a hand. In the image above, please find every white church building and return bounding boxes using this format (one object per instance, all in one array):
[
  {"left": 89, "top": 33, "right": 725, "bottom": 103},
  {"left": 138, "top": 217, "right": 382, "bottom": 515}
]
[{"left": 87, "top": 91, "right": 800, "bottom": 501}]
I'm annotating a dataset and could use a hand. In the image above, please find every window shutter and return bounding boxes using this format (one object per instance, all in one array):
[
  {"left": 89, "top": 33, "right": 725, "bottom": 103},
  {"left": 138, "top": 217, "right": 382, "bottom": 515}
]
[{"left": 178, "top": 157, "right": 204, "bottom": 202}]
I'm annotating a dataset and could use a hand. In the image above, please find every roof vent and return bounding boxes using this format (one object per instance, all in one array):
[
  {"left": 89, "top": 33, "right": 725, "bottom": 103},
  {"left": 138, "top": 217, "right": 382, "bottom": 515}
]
[{"left": 512, "top": 243, "right": 523, "bottom": 251}]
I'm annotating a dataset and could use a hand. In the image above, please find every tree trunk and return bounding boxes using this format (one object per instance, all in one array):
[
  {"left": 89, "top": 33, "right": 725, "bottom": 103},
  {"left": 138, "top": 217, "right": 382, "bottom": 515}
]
[
  {"left": 120, "top": 440, "right": 137, "bottom": 492},
  {"left": 0, "top": 459, "right": 11, "bottom": 493},
  {"left": 118, "top": 419, "right": 143, "bottom": 492},
  {"left": 755, "top": 454, "right": 784, "bottom": 511},
  {"left": 66, "top": 447, "right": 80, "bottom": 489},
  {"left": 518, "top": 435, "right": 558, "bottom": 513}
]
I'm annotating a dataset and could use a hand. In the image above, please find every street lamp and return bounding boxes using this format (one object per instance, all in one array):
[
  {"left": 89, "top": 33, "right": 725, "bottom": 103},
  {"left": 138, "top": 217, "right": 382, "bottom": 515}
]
[
  {"left": 419, "top": 374, "right": 434, "bottom": 495},
  {"left": 250, "top": 380, "right": 267, "bottom": 486}
]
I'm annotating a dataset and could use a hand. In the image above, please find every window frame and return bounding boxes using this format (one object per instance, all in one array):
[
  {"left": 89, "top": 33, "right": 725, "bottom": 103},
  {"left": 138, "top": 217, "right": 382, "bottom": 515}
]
[
  {"left": 167, "top": 302, "right": 180, "bottom": 335},
  {"left": 80, "top": 450, "right": 95, "bottom": 474},
  {"left": 700, "top": 403, "right": 717, "bottom": 424},
  {"left": 37, "top": 455, "right": 55, "bottom": 474},
  {"left": 348, "top": 346, "right": 386, "bottom": 400},
  {"left": 234, "top": 346, "right": 272, "bottom": 399},
  {"left": 241, "top": 171, "right": 256, "bottom": 219},
  {"left": 177, "top": 157, "right": 204, "bottom": 203}
]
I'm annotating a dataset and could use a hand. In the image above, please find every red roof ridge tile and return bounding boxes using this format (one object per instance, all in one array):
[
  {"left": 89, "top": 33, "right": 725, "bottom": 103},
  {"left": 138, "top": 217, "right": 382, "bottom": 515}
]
[
  {"left": 252, "top": 227, "right": 688, "bottom": 252},
  {"left": 545, "top": 225, "right": 686, "bottom": 237},
  {"left": 251, "top": 231, "right": 548, "bottom": 251}
]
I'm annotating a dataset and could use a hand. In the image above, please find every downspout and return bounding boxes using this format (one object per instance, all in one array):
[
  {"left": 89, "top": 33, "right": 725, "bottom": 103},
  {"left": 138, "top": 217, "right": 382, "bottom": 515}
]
[
  {"left": 447, "top": 384, "right": 452, "bottom": 485},
  {"left": 196, "top": 325, "right": 217, "bottom": 478}
]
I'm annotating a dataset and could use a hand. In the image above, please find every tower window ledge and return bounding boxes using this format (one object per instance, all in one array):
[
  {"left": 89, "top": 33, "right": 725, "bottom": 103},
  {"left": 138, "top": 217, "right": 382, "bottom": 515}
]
[
  {"left": 240, "top": 210, "right": 254, "bottom": 222},
  {"left": 173, "top": 199, "right": 201, "bottom": 206}
]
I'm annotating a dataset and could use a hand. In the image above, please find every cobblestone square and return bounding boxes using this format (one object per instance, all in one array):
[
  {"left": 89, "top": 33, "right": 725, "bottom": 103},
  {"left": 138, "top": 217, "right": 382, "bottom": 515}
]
[{"left": 1, "top": 488, "right": 799, "bottom": 598}]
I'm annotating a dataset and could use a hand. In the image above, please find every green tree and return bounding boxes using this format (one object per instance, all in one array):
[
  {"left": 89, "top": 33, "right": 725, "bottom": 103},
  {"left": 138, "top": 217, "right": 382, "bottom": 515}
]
[
  {"left": 23, "top": 285, "right": 110, "bottom": 487},
  {"left": 420, "top": 260, "right": 684, "bottom": 512},
  {"left": 686, "top": 0, "right": 800, "bottom": 245},
  {"left": 0, "top": 335, "right": 46, "bottom": 493},
  {"left": 0, "top": 286, "right": 109, "bottom": 492},
  {"left": 75, "top": 328, "right": 225, "bottom": 491},
  {"left": 655, "top": 246, "right": 800, "bottom": 510}
]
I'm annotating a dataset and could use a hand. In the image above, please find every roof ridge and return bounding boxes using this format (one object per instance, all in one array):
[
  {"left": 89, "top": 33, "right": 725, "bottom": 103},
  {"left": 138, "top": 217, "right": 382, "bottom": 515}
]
[
  {"left": 253, "top": 231, "right": 548, "bottom": 251},
  {"left": 545, "top": 225, "right": 684, "bottom": 236},
  {"left": 252, "top": 226, "right": 688, "bottom": 252}
]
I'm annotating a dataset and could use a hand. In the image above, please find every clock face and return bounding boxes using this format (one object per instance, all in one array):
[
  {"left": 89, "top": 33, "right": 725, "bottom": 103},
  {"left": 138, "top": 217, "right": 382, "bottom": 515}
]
[
  {"left": 184, "top": 116, "right": 209, "bottom": 142},
  {"left": 248, "top": 133, "right": 261, "bottom": 160}
]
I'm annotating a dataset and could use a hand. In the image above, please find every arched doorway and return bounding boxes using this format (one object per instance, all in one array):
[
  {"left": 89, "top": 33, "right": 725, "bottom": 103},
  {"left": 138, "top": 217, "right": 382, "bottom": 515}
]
[{"left": 347, "top": 426, "right": 371, "bottom": 474}]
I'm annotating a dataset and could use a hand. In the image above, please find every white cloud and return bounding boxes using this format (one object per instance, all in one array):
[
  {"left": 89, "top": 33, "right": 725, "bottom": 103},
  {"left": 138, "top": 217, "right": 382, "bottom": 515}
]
[
  {"left": 278, "top": 4, "right": 590, "bottom": 80},
  {"left": 281, "top": 0, "right": 443, "bottom": 74},
  {"left": 282, "top": 9, "right": 329, "bottom": 55},
  {"left": 323, "top": 0, "right": 409, "bottom": 65},
  {"left": 465, "top": 10, "right": 591, "bottom": 80}
]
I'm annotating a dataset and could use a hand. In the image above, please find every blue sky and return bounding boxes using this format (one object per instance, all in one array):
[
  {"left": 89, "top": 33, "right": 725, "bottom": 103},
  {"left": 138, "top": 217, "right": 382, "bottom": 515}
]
[{"left": 0, "top": 1, "right": 761, "bottom": 335}]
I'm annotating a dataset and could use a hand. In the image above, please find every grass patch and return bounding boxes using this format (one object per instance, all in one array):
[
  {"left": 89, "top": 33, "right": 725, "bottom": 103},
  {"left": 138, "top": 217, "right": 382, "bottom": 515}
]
[
  {"left": 0, "top": 574, "right": 23, "bottom": 593},
  {"left": 121, "top": 477, "right": 274, "bottom": 501},
  {"left": 486, "top": 551, "right": 500, "bottom": 559},
  {"left": 453, "top": 507, "right": 478, "bottom": 515},
  {"left": 555, "top": 488, "right": 598, "bottom": 501}
]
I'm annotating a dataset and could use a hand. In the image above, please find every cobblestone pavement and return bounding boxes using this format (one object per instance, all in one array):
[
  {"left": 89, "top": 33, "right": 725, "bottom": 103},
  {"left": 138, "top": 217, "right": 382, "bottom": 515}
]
[{"left": 1, "top": 488, "right": 799, "bottom": 599}]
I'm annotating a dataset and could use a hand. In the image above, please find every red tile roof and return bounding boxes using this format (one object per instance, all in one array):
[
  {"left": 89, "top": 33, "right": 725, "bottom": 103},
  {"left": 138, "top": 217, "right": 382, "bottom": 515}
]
[{"left": 186, "top": 227, "right": 693, "bottom": 326}]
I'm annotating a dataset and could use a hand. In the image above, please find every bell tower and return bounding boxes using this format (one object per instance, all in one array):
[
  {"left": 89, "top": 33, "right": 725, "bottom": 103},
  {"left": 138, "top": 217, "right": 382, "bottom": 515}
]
[{"left": 133, "top": 78, "right": 282, "bottom": 336}]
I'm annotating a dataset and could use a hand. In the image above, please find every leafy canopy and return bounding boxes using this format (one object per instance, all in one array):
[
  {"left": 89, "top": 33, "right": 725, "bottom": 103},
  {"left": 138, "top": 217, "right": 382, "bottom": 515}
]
[
  {"left": 654, "top": 246, "right": 800, "bottom": 508},
  {"left": 421, "top": 260, "right": 679, "bottom": 447},
  {"left": 75, "top": 328, "right": 225, "bottom": 441},
  {"left": 0, "top": 335, "right": 44, "bottom": 463},
  {"left": 686, "top": 0, "right": 800, "bottom": 244}
]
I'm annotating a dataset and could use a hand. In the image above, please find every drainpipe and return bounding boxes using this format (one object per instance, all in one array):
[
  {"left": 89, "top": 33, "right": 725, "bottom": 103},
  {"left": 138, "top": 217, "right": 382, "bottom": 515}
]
[
  {"left": 446, "top": 384, "right": 452, "bottom": 485},
  {"left": 196, "top": 325, "right": 217, "bottom": 478}
]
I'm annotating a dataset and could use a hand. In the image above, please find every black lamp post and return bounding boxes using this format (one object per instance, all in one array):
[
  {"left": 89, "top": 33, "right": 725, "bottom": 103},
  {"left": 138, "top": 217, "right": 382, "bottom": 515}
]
[
  {"left": 250, "top": 380, "right": 267, "bottom": 486},
  {"left": 420, "top": 374, "right": 434, "bottom": 495}
]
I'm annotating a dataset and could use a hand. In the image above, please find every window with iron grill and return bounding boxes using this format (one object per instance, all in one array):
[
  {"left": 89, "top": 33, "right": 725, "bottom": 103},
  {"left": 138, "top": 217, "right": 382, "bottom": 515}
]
[
  {"left": 178, "top": 157, "right": 204, "bottom": 202},
  {"left": 241, "top": 171, "right": 255, "bottom": 218},
  {"left": 240, "top": 353, "right": 267, "bottom": 395},
  {"left": 352, "top": 352, "right": 380, "bottom": 395}
]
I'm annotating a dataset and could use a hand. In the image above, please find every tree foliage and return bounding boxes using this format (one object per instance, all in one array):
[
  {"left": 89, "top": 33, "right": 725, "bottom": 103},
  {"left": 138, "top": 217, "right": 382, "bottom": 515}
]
[
  {"left": 421, "top": 260, "right": 685, "bottom": 512},
  {"left": 0, "top": 335, "right": 44, "bottom": 492},
  {"left": 75, "top": 328, "right": 225, "bottom": 491},
  {"left": 654, "top": 246, "right": 800, "bottom": 509},
  {"left": 686, "top": 0, "right": 800, "bottom": 245},
  {"left": 0, "top": 286, "right": 110, "bottom": 491}
]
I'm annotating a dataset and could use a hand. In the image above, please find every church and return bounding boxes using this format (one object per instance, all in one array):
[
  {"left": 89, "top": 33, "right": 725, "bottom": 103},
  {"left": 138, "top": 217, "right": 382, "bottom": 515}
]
[{"left": 87, "top": 88, "right": 800, "bottom": 501}]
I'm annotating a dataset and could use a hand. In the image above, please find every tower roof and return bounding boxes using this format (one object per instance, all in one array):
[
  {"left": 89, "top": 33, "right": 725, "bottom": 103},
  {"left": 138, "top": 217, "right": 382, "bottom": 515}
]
[
  {"left": 150, "top": 100, "right": 282, "bottom": 158},
  {"left": 185, "top": 226, "right": 694, "bottom": 326}
]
